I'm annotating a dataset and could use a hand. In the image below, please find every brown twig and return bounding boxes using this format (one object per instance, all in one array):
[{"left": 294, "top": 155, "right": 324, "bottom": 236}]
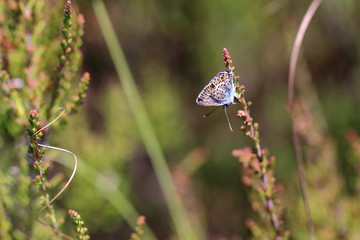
[
  {"left": 288, "top": 0, "right": 323, "bottom": 239},
  {"left": 288, "top": 0, "right": 323, "bottom": 109}
]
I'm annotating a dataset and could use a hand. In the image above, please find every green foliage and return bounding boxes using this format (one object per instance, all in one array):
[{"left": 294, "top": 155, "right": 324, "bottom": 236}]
[{"left": 0, "top": 0, "right": 89, "bottom": 239}]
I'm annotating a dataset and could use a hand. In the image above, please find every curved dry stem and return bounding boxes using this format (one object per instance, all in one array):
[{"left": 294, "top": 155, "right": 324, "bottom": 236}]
[
  {"left": 35, "top": 144, "right": 78, "bottom": 219},
  {"left": 33, "top": 108, "right": 77, "bottom": 240},
  {"left": 35, "top": 143, "right": 77, "bottom": 240},
  {"left": 34, "top": 107, "right": 66, "bottom": 136},
  {"left": 288, "top": 0, "right": 323, "bottom": 109},
  {"left": 288, "top": 0, "right": 323, "bottom": 239}
]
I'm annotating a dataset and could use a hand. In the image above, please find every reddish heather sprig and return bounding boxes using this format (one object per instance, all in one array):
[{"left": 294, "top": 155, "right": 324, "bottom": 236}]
[
  {"left": 67, "top": 72, "right": 90, "bottom": 114},
  {"left": 68, "top": 209, "right": 90, "bottom": 240},
  {"left": 347, "top": 131, "right": 360, "bottom": 157},
  {"left": 224, "top": 48, "right": 288, "bottom": 239},
  {"left": 27, "top": 109, "right": 45, "bottom": 161},
  {"left": 46, "top": 0, "right": 74, "bottom": 119},
  {"left": 346, "top": 131, "right": 360, "bottom": 191},
  {"left": 44, "top": 0, "right": 90, "bottom": 120},
  {"left": 129, "top": 216, "right": 146, "bottom": 240},
  {"left": 62, "top": 0, "right": 73, "bottom": 59},
  {"left": 76, "top": 14, "right": 85, "bottom": 48},
  {"left": 1, "top": 66, "right": 14, "bottom": 109},
  {"left": 27, "top": 109, "right": 60, "bottom": 233},
  {"left": 223, "top": 49, "right": 233, "bottom": 70}
]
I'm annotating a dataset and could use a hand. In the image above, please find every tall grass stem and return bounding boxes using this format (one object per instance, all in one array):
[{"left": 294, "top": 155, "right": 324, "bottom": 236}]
[{"left": 92, "top": 1, "right": 198, "bottom": 239}]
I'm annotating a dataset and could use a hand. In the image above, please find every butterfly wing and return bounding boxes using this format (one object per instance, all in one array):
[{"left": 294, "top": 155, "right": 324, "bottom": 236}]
[{"left": 196, "top": 71, "right": 235, "bottom": 106}]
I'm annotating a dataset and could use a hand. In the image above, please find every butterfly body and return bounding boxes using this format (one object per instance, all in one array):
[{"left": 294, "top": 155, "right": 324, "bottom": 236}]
[
  {"left": 196, "top": 70, "right": 238, "bottom": 131},
  {"left": 196, "top": 71, "right": 236, "bottom": 106}
]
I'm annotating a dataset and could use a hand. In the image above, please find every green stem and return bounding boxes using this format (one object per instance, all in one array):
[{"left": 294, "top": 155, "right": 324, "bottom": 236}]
[{"left": 92, "top": 1, "right": 198, "bottom": 239}]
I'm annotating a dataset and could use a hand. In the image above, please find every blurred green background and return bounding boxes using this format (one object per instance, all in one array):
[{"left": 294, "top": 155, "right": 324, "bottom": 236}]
[{"left": 25, "top": 0, "right": 360, "bottom": 239}]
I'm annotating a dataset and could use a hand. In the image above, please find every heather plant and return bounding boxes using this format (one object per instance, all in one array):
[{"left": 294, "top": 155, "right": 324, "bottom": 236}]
[
  {"left": 68, "top": 209, "right": 90, "bottom": 240},
  {"left": 129, "top": 216, "right": 146, "bottom": 240},
  {"left": 286, "top": 0, "right": 360, "bottom": 239},
  {"left": 285, "top": 1, "right": 360, "bottom": 233},
  {"left": 0, "top": 0, "right": 90, "bottom": 239},
  {"left": 227, "top": 47, "right": 288, "bottom": 239}
]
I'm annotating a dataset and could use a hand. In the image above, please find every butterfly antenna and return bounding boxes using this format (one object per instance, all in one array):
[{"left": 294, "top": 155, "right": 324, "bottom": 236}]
[
  {"left": 223, "top": 105, "right": 233, "bottom": 131},
  {"left": 203, "top": 106, "right": 221, "bottom": 118}
]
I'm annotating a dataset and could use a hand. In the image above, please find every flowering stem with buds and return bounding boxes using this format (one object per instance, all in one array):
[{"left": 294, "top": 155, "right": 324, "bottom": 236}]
[
  {"left": 27, "top": 109, "right": 59, "bottom": 234},
  {"left": 225, "top": 48, "right": 288, "bottom": 239},
  {"left": 47, "top": 0, "right": 73, "bottom": 119},
  {"left": 129, "top": 216, "right": 146, "bottom": 240},
  {"left": 237, "top": 97, "right": 281, "bottom": 234},
  {"left": 68, "top": 209, "right": 90, "bottom": 240}
]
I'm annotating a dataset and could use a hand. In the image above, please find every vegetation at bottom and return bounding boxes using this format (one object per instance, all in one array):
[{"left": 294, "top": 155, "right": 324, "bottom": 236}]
[{"left": 1, "top": 0, "right": 360, "bottom": 239}]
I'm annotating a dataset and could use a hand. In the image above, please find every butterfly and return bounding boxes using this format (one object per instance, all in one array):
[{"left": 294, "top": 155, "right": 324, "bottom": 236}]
[{"left": 196, "top": 69, "right": 238, "bottom": 131}]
